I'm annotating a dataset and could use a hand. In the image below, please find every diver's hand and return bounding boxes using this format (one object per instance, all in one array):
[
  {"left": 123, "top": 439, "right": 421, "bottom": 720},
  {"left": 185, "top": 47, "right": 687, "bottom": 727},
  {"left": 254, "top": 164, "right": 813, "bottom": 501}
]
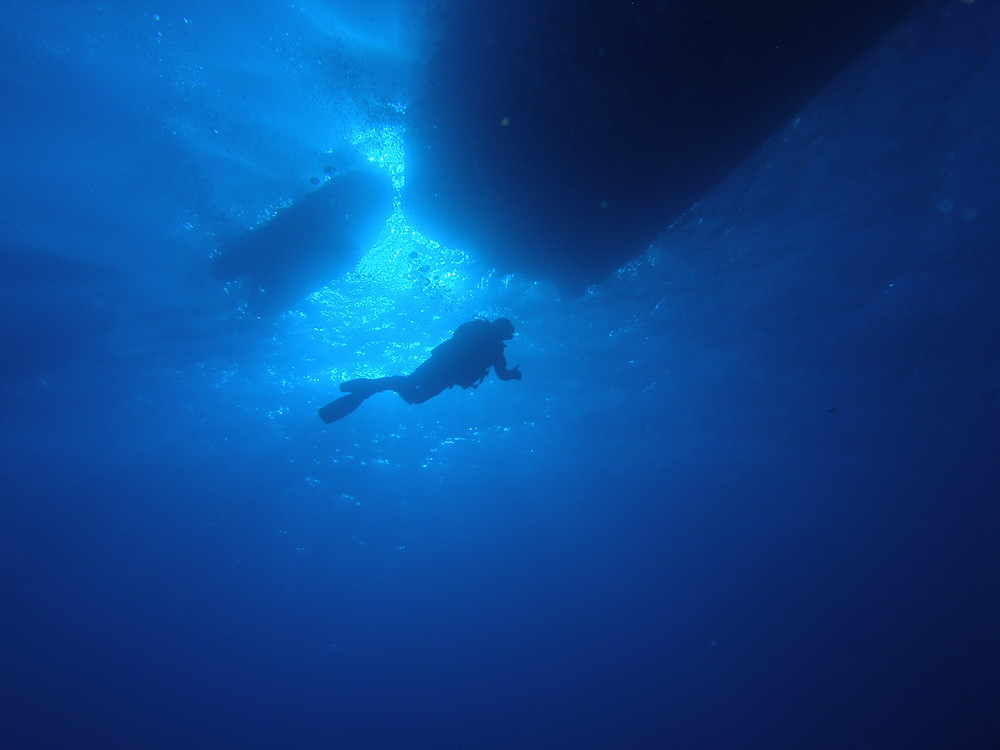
[{"left": 509, "top": 364, "right": 522, "bottom": 380}]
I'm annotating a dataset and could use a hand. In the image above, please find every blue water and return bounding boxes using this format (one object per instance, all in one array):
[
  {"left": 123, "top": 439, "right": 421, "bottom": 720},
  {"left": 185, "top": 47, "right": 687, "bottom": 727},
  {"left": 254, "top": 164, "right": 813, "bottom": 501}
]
[{"left": 2, "top": 2, "right": 998, "bottom": 748}]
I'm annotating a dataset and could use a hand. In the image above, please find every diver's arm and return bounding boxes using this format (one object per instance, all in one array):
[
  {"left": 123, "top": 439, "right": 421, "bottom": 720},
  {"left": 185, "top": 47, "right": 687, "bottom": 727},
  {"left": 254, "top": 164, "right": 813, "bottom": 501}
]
[{"left": 493, "top": 353, "right": 522, "bottom": 381}]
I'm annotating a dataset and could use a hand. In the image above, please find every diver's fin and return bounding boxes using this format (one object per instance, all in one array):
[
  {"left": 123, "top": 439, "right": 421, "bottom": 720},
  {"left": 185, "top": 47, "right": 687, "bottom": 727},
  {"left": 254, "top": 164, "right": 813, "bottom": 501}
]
[{"left": 318, "top": 392, "right": 367, "bottom": 424}]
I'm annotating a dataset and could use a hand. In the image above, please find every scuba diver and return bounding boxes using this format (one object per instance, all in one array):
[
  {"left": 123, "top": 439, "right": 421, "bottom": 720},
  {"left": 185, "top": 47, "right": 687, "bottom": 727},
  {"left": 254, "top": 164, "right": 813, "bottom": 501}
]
[{"left": 318, "top": 317, "right": 522, "bottom": 424}]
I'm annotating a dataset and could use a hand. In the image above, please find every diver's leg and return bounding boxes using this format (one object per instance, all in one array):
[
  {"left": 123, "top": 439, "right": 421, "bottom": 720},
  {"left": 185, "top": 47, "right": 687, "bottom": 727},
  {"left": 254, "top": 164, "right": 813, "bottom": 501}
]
[
  {"left": 339, "top": 375, "right": 428, "bottom": 403},
  {"left": 393, "top": 360, "right": 451, "bottom": 404},
  {"left": 322, "top": 376, "right": 408, "bottom": 423},
  {"left": 340, "top": 376, "right": 407, "bottom": 396},
  {"left": 398, "top": 380, "right": 449, "bottom": 404},
  {"left": 358, "top": 374, "right": 445, "bottom": 405},
  {"left": 338, "top": 374, "right": 447, "bottom": 405},
  {"left": 386, "top": 376, "right": 422, "bottom": 404}
]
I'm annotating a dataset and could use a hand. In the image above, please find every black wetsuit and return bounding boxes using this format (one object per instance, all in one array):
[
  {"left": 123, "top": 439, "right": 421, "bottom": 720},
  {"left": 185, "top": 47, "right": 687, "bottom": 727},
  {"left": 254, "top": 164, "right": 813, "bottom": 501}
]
[
  {"left": 318, "top": 319, "right": 521, "bottom": 423},
  {"left": 398, "top": 319, "right": 518, "bottom": 403}
]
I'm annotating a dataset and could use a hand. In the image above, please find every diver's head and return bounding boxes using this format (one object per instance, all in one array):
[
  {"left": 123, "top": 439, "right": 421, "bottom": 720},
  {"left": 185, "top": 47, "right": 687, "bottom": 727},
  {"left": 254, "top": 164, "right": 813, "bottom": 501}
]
[{"left": 493, "top": 317, "right": 516, "bottom": 340}]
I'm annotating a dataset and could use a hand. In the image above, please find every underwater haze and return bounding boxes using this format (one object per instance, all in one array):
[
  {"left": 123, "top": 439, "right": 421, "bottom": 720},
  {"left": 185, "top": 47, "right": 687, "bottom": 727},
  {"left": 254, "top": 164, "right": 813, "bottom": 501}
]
[{"left": 1, "top": 1, "right": 998, "bottom": 748}]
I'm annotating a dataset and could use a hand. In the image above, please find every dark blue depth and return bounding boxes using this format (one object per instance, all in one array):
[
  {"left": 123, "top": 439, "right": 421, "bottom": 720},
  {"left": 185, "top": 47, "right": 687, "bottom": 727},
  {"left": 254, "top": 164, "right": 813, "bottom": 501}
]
[{"left": 1, "top": 2, "right": 997, "bottom": 749}]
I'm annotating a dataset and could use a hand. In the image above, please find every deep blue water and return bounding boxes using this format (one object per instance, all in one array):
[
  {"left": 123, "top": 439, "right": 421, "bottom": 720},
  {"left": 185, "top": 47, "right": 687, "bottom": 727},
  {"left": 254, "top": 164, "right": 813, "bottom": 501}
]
[{"left": 2, "top": 2, "right": 998, "bottom": 749}]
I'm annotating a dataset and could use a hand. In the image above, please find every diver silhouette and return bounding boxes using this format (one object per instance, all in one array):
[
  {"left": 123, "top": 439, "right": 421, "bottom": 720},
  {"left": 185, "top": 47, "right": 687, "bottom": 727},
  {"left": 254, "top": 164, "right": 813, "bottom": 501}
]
[{"left": 318, "top": 317, "right": 522, "bottom": 424}]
